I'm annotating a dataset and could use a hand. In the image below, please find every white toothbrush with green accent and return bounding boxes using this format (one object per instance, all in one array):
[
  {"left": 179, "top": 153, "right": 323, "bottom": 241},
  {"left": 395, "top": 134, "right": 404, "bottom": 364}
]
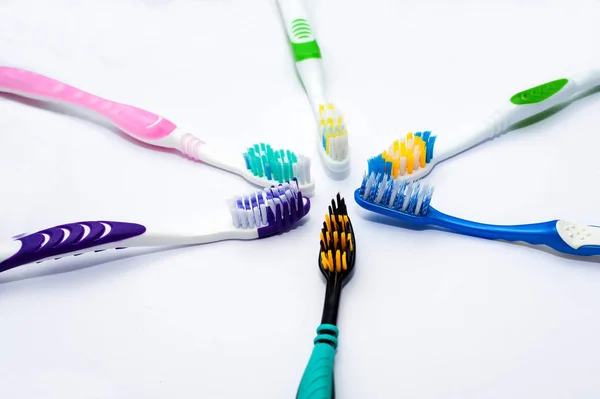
[
  {"left": 372, "top": 69, "right": 600, "bottom": 181},
  {"left": 276, "top": 0, "right": 350, "bottom": 173}
]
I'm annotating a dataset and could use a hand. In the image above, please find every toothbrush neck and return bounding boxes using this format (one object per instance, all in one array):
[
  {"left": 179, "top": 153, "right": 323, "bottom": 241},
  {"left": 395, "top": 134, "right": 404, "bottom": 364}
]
[
  {"left": 296, "top": 59, "right": 328, "bottom": 119},
  {"left": 321, "top": 275, "right": 343, "bottom": 326}
]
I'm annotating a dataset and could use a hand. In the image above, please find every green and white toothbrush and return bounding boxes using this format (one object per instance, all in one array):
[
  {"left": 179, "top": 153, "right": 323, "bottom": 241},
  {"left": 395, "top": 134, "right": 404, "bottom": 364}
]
[
  {"left": 373, "top": 68, "right": 600, "bottom": 181},
  {"left": 275, "top": 0, "right": 350, "bottom": 173}
]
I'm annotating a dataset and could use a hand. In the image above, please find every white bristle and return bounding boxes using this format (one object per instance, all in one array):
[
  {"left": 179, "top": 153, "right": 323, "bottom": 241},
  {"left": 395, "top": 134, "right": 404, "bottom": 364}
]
[{"left": 400, "top": 157, "right": 406, "bottom": 175}]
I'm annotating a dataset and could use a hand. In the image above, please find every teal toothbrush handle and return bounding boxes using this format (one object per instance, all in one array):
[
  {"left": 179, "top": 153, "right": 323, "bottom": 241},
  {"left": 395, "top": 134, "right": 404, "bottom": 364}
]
[{"left": 297, "top": 324, "right": 339, "bottom": 399}]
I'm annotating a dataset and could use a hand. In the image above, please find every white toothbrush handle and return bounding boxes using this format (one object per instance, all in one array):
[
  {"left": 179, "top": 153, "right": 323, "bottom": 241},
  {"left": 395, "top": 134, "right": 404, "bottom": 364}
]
[
  {"left": 0, "top": 220, "right": 256, "bottom": 273},
  {"left": 276, "top": 0, "right": 327, "bottom": 117},
  {"left": 439, "top": 69, "right": 600, "bottom": 160}
]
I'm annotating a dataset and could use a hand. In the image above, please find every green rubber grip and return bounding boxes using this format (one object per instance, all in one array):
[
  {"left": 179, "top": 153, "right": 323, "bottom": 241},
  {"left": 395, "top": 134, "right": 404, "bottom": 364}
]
[
  {"left": 296, "top": 324, "right": 339, "bottom": 399},
  {"left": 510, "top": 78, "right": 569, "bottom": 105},
  {"left": 291, "top": 40, "right": 322, "bottom": 62}
]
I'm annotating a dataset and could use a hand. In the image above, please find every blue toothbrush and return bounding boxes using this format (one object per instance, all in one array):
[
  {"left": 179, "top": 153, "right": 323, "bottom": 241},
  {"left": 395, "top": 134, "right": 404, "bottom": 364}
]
[{"left": 354, "top": 170, "right": 600, "bottom": 256}]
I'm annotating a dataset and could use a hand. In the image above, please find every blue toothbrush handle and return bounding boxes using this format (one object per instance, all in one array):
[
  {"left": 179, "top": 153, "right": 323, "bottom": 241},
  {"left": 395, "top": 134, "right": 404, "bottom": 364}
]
[
  {"left": 296, "top": 324, "right": 339, "bottom": 399},
  {"left": 432, "top": 210, "right": 600, "bottom": 256}
]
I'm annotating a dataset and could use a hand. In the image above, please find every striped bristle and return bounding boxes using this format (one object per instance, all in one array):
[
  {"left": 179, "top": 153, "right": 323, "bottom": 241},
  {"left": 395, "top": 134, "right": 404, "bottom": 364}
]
[
  {"left": 228, "top": 179, "right": 311, "bottom": 236},
  {"left": 359, "top": 172, "right": 434, "bottom": 216}
]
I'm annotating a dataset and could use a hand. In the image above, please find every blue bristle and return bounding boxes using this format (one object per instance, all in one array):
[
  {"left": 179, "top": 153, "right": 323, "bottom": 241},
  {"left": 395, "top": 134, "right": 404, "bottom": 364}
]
[
  {"left": 420, "top": 186, "right": 435, "bottom": 215},
  {"left": 426, "top": 135, "right": 436, "bottom": 163},
  {"left": 385, "top": 161, "right": 393, "bottom": 175},
  {"left": 414, "top": 131, "right": 422, "bottom": 138},
  {"left": 242, "top": 152, "right": 251, "bottom": 170},
  {"left": 392, "top": 180, "right": 408, "bottom": 210},
  {"left": 406, "top": 182, "right": 421, "bottom": 214},
  {"left": 264, "top": 164, "right": 272, "bottom": 179},
  {"left": 422, "top": 130, "right": 431, "bottom": 143},
  {"left": 381, "top": 179, "right": 394, "bottom": 205},
  {"left": 359, "top": 174, "right": 369, "bottom": 195}
]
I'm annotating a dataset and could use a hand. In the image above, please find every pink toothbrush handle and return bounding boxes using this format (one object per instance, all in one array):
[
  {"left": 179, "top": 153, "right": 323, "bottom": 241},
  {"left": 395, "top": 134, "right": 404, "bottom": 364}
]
[{"left": 0, "top": 66, "right": 177, "bottom": 143}]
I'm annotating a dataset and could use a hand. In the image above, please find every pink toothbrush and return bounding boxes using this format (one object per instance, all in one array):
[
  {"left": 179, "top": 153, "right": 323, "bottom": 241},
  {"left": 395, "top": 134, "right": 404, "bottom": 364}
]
[{"left": 0, "top": 66, "right": 314, "bottom": 194}]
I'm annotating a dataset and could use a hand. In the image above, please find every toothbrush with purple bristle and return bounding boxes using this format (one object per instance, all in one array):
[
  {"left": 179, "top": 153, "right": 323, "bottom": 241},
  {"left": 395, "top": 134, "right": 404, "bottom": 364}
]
[{"left": 0, "top": 180, "right": 310, "bottom": 273}]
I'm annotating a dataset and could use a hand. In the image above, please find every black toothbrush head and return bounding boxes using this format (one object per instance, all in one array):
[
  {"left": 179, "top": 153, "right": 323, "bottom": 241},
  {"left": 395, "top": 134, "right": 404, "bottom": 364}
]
[{"left": 319, "top": 193, "right": 356, "bottom": 285}]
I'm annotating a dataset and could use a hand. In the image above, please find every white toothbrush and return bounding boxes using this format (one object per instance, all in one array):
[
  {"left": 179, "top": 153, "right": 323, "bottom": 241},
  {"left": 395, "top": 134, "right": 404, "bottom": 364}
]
[
  {"left": 0, "top": 180, "right": 311, "bottom": 273},
  {"left": 275, "top": 0, "right": 350, "bottom": 173},
  {"left": 375, "top": 68, "right": 600, "bottom": 181}
]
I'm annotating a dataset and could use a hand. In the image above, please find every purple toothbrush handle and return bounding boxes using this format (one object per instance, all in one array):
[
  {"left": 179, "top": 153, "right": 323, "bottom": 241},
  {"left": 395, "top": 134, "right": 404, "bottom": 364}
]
[{"left": 0, "top": 221, "right": 146, "bottom": 273}]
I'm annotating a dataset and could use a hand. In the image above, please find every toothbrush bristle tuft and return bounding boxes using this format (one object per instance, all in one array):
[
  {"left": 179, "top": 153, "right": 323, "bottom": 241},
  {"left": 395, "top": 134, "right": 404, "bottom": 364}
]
[
  {"left": 243, "top": 143, "right": 312, "bottom": 185},
  {"left": 368, "top": 132, "right": 437, "bottom": 178},
  {"left": 358, "top": 172, "right": 434, "bottom": 216},
  {"left": 319, "top": 103, "right": 348, "bottom": 161},
  {"left": 228, "top": 178, "right": 310, "bottom": 236},
  {"left": 319, "top": 193, "right": 355, "bottom": 277}
]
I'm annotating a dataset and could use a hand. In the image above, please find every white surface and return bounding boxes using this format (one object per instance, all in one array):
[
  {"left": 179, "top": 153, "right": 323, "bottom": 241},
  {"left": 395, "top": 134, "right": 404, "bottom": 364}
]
[{"left": 1, "top": 0, "right": 600, "bottom": 398}]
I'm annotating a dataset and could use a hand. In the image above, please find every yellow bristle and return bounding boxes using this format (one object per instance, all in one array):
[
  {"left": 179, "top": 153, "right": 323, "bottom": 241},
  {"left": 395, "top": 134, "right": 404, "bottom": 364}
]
[
  {"left": 392, "top": 160, "right": 399, "bottom": 178},
  {"left": 320, "top": 232, "right": 325, "bottom": 247},
  {"left": 400, "top": 142, "right": 407, "bottom": 156},
  {"left": 342, "top": 252, "right": 347, "bottom": 270},
  {"left": 393, "top": 140, "right": 400, "bottom": 153},
  {"left": 333, "top": 231, "right": 339, "bottom": 249},
  {"left": 327, "top": 103, "right": 334, "bottom": 110},
  {"left": 348, "top": 234, "right": 353, "bottom": 251},
  {"left": 328, "top": 250, "right": 334, "bottom": 271},
  {"left": 321, "top": 251, "right": 330, "bottom": 271},
  {"left": 325, "top": 132, "right": 333, "bottom": 154},
  {"left": 335, "top": 250, "right": 341, "bottom": 272},
  {"left": 325, "top": 214, "right": 331, "bottom": 231},
  {"left": 326, "top": 118, "right": 333, "bottom": 128},
  {"left": 341, "top": 233, "right": 347, "bottom": 250},
  {"left": 381, "top": 151, "right": 390, "bottom": 163},
  {"left": 420, "top": 147, "right": 426, "bottom": 167},
  {"left": 337, "top": 116, "right": 342, "bottom": 129},
  {"left": 326, "top": 231, "right": 331, "bottom": 246},
  {"left": 407, "top": 151, "right": 414, "bottom": 174},
  {"left": 407, "top": 132, "right": 413, "bottom": 141}
]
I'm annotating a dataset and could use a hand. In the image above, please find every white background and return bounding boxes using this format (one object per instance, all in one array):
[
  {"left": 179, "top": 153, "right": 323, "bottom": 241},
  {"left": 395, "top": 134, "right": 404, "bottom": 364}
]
[{"left": 1, "top": 0, "right": 600, "bottom": 397}]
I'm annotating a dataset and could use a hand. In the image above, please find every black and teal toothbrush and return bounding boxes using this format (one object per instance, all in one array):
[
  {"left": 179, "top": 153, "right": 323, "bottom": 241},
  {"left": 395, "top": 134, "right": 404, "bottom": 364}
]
[{"left": 296, "top": 193, "right": 356, "bottom": 399}]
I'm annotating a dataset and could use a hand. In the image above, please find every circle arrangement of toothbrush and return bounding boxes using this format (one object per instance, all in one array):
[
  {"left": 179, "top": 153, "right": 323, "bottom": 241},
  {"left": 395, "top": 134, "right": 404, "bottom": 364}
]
[{"left": 1, "top": 1, "right": 600, "bottom": 398}]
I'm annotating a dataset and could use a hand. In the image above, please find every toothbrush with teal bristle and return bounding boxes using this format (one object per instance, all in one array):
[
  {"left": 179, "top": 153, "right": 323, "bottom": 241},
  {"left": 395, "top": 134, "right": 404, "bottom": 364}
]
[
  {"left": 0, "top": 66, "right": 314, "bottom": 194},
  {"left": 296, "top": 193, "right": 356, "bottom": 399},
  {"left": 275, "top": 0, "right": 350, "bottom": 173},
  {"left": 372, "top": 69, "right": 600, "bottom": 182},
  {"left": 355, "top": 160, "right": 600, "bottom": 257}
]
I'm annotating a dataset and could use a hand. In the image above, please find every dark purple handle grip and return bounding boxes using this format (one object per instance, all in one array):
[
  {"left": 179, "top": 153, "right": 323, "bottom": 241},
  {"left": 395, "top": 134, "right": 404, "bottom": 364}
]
[{"left": 0, "top": 221, "right": 146, "bottom": 273}]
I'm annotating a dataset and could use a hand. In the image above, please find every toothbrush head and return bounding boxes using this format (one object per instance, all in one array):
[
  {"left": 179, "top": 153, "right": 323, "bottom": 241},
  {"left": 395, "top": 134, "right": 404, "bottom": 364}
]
[
  {"left": 355, "top": 172, "right": 435, "bottom": 221},
  {"left": 228, "top": 178, "right": 311, "bottom": 237},
  {"left": 318, "top": 103, "right": 350, "bottom": 173},
  {"left": 242, "top": 143, "right": 314, "bottom": 195},
  {"left": 368, "top": 132, "right": 437, "bottom": 181},
  {"left": 319, "top": 193, "right": 355, "bottom": 283}
]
